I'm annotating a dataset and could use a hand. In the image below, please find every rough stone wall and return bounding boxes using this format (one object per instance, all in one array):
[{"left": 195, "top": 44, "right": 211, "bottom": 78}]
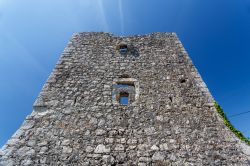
[{"left": 0, "top": 32, "right": 249, "bottom": 165}]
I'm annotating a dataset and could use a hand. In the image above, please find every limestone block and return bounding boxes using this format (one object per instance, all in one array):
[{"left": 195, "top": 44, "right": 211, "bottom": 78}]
[{"left": 94, "top": 144, "right": 110, "bottom": 154}]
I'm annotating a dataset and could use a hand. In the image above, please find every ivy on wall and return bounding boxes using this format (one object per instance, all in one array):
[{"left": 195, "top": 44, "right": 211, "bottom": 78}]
[{"left": 214, "top": 102, "right": 250, "bottom": 145}]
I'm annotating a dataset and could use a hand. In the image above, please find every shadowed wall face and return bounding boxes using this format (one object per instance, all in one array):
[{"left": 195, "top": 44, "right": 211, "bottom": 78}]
[{"left": 0, "top": 32, "right": 249, "bottom": 165}]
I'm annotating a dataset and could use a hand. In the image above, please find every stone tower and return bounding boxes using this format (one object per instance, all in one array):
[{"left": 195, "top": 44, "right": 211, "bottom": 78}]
[{"left": 0, "top": 32, "right": 249, "bottom": 165}]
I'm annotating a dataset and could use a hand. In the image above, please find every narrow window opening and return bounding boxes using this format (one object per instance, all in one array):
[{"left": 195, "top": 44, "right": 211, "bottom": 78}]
[
  {"left": 119, "top": 92, "right": 129, "bottom": 105},
  {"left": 119, "top": 44, "right": 128, "bottom": 54},
  {"left": 73, "top": 97, "right": 77, "bottom": 105},
  {"left": 180, "top": 79, "right": 186, "bottom": 83},
  {"left": 112, "top": 78, "right": 138, "bottom": 105},
  {"left": 169, "top": 97, "right": 173, "bottom": 102}
]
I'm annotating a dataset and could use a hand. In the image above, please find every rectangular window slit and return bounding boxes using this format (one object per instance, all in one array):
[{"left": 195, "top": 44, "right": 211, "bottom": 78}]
[{"left": 120, "top": 92, "right": 129, "bottom": 105}]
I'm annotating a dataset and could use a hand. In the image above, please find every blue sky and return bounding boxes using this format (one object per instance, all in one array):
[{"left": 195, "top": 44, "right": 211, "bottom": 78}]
[{"left": 0, "top": 0, "right": 250, "bottom": 147}]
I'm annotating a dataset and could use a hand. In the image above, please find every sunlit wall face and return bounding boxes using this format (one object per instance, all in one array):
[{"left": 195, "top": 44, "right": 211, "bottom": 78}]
[{"left": 1, "top": 0, "right": 250, "bottom": 147}]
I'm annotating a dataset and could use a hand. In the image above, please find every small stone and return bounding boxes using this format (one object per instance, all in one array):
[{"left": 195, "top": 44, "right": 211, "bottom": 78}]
[
  {"left": 151, "top": 145, "right": 159, "bottom": 151},
  {"left": 204, "top": 102, "right": 214, "bottom": 106},
  {"left": 95, "top": 129, "right": 106, "bottom": 136},
  {"left": 98, "top": 119, "right": 105, "bottom": 127},
  {"left": 169, "top": 154, "right": 176, "bottom": 161},
  {"left": 64, "top": 100, "right": 73, "bottom": 106},
  {"left": 166, "top": 130, "right": 171, "bottom": 136},
  {"left": 116, "top": 152, "right": 126, "bottom": 162},
  {"left": 104, "top": 85, "right": 110, "bottom": 89},
  {"left": 17, "top": 147, "right": 35, "bottom": 157},
  {"left": 47, "top": 100, "right": 58, "bottom": 106},
  {"left": 22, "top": 159, "right": 33, "bottom": 166},
  {"left": 102, "top": 155, "right": 115, "bottom": 164},
  {"left": 105, "top": 138, "right": 114, "bottom": 144},
  {"left": 118, "top": 129, "right": 125, "bottom": 135},
  {"left": 86, "top": 153, "right": 101, "bottom": 158},
  {"left": 166, "top": 105, "right": 171, "bottom": 109},
  {"left": 129, "top": 145, "right": 136, "bottom": 150},
  {"left": 108, "top": 130, "right": 118, "bottom": 136},
  {"left": 169, "top": 139, "right": 176, "bottom": 144},
  {"left": 61, "top": 139, "right": 70, "bottom": 146},
  {"left": 120, "top": 138, "right": 126, "bottom": 144},
  {"left": 116, "top": 138, "right": 121, "bottom": 143},
  {"left": 94, "top": 144, "right": 110, "bottom": 153},
  {"left": 27, "top": 140, "right": 36, "bottom": 147},
  {"left": 89, "top": 117, "right": 98, "bottom": 125},
  {"left": 63, "top": 108, "right": 73, "bottom": 114},
  {"left": 127, "top": 139, "right": 137, "bottom": 144},
  {"left": 86, "top": 146, "right": 94, "bottom": 153},
  {"left": 62, "top": 146, "right": 72, "bottom": 154},
  {"left": 138, "top": 163, "right": 147, "bottom": 166},
  {"left": 27, "top": 149, "right": 35, "bottom": 156},
  {"left": 152, "top": 152, "right": 165, "bottom": 161},
  {"left": 39, "top": 147, "right": 48, "bottom": 154},
  {"left": 39, "top": 157, "right": 46, "bottom": 164},
  {"left": 138, "top": 144, "right": 149, "bottom": 151},
  {"left": 115, "top": 144, "right": 125, "bottom": 151},
  {"left": 144, "top": 127, "right": 155, "bottom": 135},
  {"left": 137, "top": 151, "right": 150, "bottom": 157},
  {"left": 85, "top": 130, "right": 90, "bottom": 136},
  {"left": 160, "top": 143, "right": 169, "bottom": 151},
  {"left": 95, "top": 113, "right": 103, "bottom": 118},
  {"left": 156, "top": 115, "right": 163, "bottom": 121},
  {"left": 139, "top": 157, "right": 151, "bottom": 162},
  {"left": 82, "top": 161, "right": 90, "bottom": 166}
]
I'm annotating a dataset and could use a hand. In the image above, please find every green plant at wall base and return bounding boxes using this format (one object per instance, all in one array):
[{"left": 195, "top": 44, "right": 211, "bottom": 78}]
[{"left": 214, "top": 102, "right": 250, "bottom": 145}]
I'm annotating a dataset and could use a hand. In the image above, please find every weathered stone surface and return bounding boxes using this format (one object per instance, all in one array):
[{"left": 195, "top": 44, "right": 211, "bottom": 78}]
[
  {"left": 85, "top": 146, "right": 94, "bottom": 153},
  {"left": 0, "top": 159, "right": 14, "bottom": 166},
  {"left": 102, "top": 155, "right": 115, "bottom": 164},
  {"left": 94, "top": 144, "right": 110, "bottom": 154},
  {"left": 151, "top": 145, "right": 159, "bottom": 151},
  {"left": 95, "top": 129, "right": 106, "bottom": 136},
  {"left": 21, "top": 120, "right": 35, "bottom": 130},
  {"left": 62, "top": 146, "right": 72, "bottom": 154},
  {"left": 0, "top": 32, "right": 249, "bottom": 165},
  {"left": 152, "top": 152, "right": 165, "bottom": 161},
  {"left": 159, "top": 143, "right": 169, "bottom": 151},
  {"left": 114, "top": 144, "right": 125, "bottom": 151},
  {"left": 17, "top": 147, "right": 35, "bottom": 157}
]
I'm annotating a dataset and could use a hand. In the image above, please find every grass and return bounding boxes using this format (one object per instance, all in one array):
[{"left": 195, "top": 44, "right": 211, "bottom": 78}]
[{"left": 214, "top": 102, "right": 250, "bottom": 145}]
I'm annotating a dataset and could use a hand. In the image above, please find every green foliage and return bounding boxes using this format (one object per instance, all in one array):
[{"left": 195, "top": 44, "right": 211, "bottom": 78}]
[{"left": 214, "top": 102, "right": 250, "bottom": 145}]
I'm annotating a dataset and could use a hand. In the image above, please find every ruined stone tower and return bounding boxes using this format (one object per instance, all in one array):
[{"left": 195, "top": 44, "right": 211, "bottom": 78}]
[{"left": 0, "top": 32, "right": 249, "bottom": 165}]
